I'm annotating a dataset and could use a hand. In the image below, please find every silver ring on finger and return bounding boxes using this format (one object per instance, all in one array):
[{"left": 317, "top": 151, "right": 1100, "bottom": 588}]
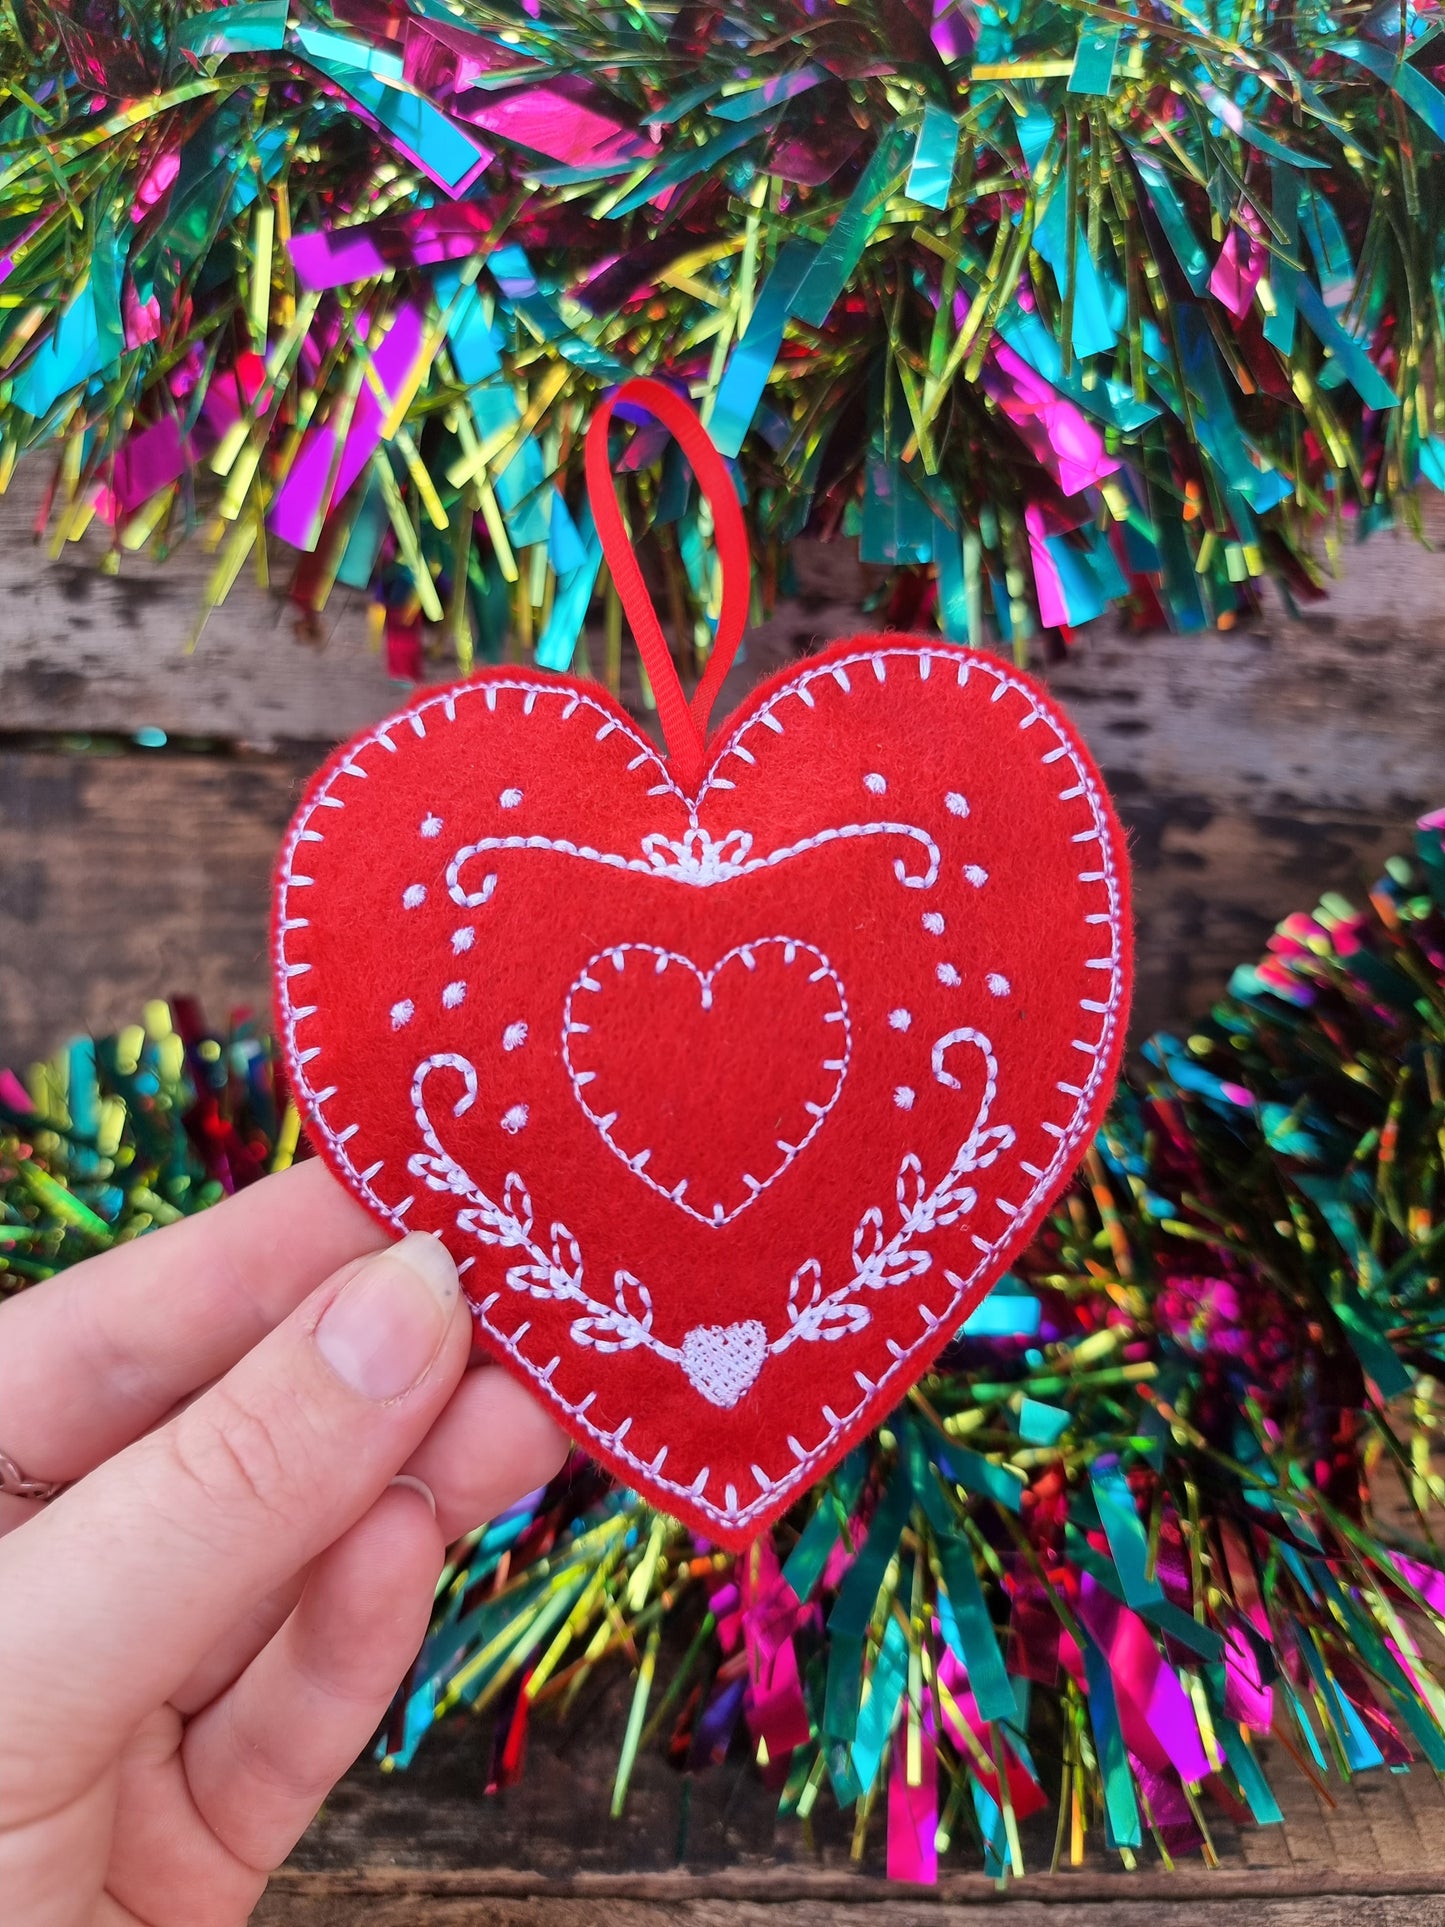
[{"left": 0, "top": 1448, "right": 65, "bottom": 1503}]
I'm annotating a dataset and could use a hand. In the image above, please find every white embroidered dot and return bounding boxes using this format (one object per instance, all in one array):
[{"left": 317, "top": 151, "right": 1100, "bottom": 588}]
[
  {"left": 946, "top": 792, "right": 970, "bottom": 817},
  {"left": 442, "top": 981, "right": 467, "bottom": 1009},
  {"left": 452, "top": 926, "right": 475, "bottom": 953},
  {"left": 964, "top": 864, "right": 989, "bottom": 887},
  {"left": 863, "top": 772, "right": 887, "bottom": 794},
  {"left": 500, "top": 1103, "right": 529, "bottom": 1134},
  {"left": 922, "top": 911, "right": 945, "bottom": 935},
  {"left": 987, "top": 972, "right": 1012, "bottom": 997},
  {"left": 937, "top": 962, "right": 961, "bottom": 987},
  {"left": 888, "top": 1008, "right": 912, "bottom": 1032},
  {"left": 502, "top": 1021, "right": 529, "bottom": 1051},
  {"left": 894, "top": 1086, "right": 916, "bottom": 1110},
  {"left": 390, "top": 999, "right": 414, "bottom": 1030},
  {"left": 499, "top": 787, "right": 523, "bottom": 809},
  {"left": 402, "top": 884, "right": 427, "bottom": 909},
  {"left": 420, "top": 813, "right": 443, "bottom": 838}
]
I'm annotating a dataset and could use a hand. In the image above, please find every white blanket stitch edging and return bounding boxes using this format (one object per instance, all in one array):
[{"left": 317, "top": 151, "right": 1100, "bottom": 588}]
[{"left": 274, "top": 643, "right": 1126, "bottom": 1535}]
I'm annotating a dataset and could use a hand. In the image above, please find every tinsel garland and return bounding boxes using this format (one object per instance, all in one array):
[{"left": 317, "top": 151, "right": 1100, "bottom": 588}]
[
  {"left": 5, "top": 815, "right": 1445, "bottom": 1878},
  {"left": 5, "top": 1, "right": 1445, "bottom": 678}
]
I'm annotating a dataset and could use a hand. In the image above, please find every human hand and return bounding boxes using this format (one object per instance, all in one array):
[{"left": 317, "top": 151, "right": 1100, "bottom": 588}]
[{"left": 0, "top": 1158, "right": 569, "bottom": 1926}]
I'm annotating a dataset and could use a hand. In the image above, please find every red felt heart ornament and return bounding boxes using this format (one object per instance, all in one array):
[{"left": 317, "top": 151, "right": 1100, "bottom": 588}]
[{"left": 274, "top": 379, "right": 1132, "bottom": 1547}]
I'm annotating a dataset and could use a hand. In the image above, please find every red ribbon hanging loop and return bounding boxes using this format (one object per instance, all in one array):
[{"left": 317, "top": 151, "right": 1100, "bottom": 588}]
[{"left": 584, "top": 377, "right": 750, "bottom": 793}]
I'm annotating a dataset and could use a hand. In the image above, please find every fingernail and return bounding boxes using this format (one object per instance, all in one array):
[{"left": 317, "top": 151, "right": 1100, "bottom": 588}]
[
  {"left": 315, "top": 1234, "right": 459, "bottom": 1402},
  {"left": 388, "top": 1474, "right": 438, "bottom": 1517}
]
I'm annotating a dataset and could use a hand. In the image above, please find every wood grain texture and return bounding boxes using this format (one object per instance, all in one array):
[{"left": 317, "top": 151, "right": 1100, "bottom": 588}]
[
  {"left": 253, "top": 1889, "right": 1445, "bottom": 1926},
  {"left": 0, "top": 746, "right": 315, "bottom": 1060},
  {"left": 251, "top": 1662, "right": 1445, "bottom": 1915},
  {"left": 253, "top": 1751, "right": 1445, "bottom": 1921},
  {"left": 5, "top": 461, "right": 1445, "bottom": 745},
  {"left": 0, "top": 468, "right": 407, "bottom": 750},
  {"left": 4, "top": 520, "right": 1442, "bottom": 1059}
]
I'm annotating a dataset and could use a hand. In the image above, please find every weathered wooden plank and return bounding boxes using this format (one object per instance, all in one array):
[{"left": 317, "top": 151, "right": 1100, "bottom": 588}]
[
  {"left": 0, "top": 734, "right": 1426, "bottom": 1064},
  {"left": 4, "top": 609, "right": 1439, "bottom": 1065},
  {"left": 252, "top": 1886, "right": 1445, "bottom": 1926},
  {"left": 5, "top": 462, "right": 1442, "bottom": 1059},
  {"left": 4, "top": 459, "right": 1445, "bottom": 749},
  {"left": 260, "top": 1659, "right": 1445, "bottom": 1903},
  {"left": 268, "top": 1861, "right": 1445, "bottom": 1898},
  {"left": 0, "top": 747, "right": 314, "bottom": 1061},
  {"left": 4, "top": 470, "right": 1441, "bottom": 1062},
  {"left": 256, "top": 1826, "right": 1445, "bottom": 1922},
  {"left": 0, "top": 468, "right": 407, "bottom": 750}
]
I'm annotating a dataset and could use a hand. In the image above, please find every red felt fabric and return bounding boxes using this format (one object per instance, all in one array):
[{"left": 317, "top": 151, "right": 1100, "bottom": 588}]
[{"left": 273, "top": 639, "right": 1132, "bottom": 1546}]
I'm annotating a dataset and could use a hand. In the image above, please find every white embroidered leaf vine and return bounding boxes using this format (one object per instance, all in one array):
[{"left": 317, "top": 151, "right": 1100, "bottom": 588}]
[
  {"left": 408, "top": 1021, "right": 1016, "bottom": 1400},
  {"left": 410, "top": 1057, "right": 682, "bottom": 1364},
  {"left": 570, "top": 1268, "right": 658, "bottom": 1354},
  {"left": 770, "top": 1027, "right": 1014, "bottom": 1355}
]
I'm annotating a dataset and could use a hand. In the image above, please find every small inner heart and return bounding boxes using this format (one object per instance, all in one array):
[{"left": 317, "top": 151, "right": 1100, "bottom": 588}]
[
  {"left": 563, "top": 938, "right": 849, "bottom": 1227},
  {"left": 681, "top": 1321, "right": 769, "bottom": 1408}
]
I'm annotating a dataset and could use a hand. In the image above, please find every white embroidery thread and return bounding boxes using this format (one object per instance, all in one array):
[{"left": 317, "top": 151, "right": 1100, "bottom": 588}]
[
  {"left": 448, "top": 819, "right": 940, "bottom": 899},
  {"left": 681, "top": 1322, "right": 769, "bottom": 1408},
  {"left": 406, "top": 1029, "right": 1011, "bottom": 1401},
  {"left": 772, "top": 1030, "right": 1012, "bottom": 1353},
  {"left": 561, "top": 938, "right": 851, "bottom": 1228},
  {"left": 274, "top": 643, "right": 1126, "bottom": 1534}
]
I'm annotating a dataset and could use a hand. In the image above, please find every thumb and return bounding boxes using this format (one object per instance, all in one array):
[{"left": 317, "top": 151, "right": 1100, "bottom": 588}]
[{"left": 0, "top": 1231, "right": 470, "bottom": 1816}]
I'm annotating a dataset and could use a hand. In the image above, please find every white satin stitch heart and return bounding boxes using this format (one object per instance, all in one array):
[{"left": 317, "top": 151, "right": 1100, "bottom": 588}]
[{"left": 680, "top": 1320, "right": 769, "bottom": 1408}]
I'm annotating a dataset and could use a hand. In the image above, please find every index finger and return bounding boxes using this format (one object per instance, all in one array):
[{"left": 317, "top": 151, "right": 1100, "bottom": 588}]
[{"left": 0, "top": 1159, "right": 387, "bottom": 1485}]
